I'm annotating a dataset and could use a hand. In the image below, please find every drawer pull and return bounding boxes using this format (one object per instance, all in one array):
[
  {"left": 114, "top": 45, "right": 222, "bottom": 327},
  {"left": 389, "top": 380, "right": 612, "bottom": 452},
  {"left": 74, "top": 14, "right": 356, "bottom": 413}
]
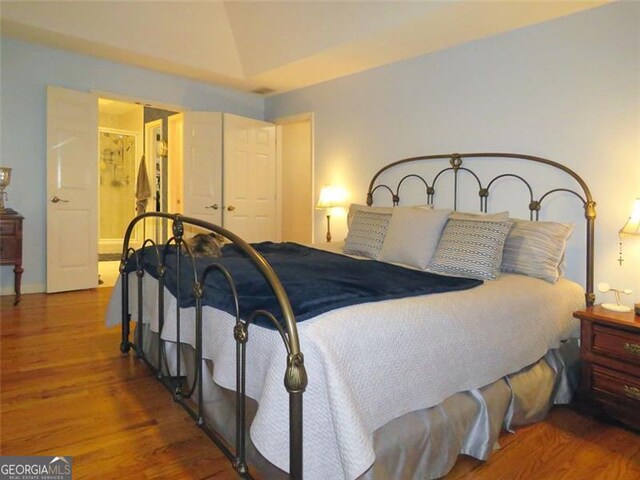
[
  {"left": 624, "top": 342, "right": 640, "bottom": 356},
  {"left": 623, "top": 385, "right": 640, "bottom": 401}
]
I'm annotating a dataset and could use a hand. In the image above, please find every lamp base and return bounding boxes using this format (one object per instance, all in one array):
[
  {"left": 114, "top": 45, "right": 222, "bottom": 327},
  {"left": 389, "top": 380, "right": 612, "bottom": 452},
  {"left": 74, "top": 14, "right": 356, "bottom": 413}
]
[{"left": 601, "top": 302, "right": 632, "bottom": 313}]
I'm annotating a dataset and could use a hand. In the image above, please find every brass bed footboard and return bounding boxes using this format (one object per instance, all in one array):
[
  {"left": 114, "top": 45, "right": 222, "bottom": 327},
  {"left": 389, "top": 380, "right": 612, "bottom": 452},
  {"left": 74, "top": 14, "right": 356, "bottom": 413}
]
[{"left": 118, "top": 212, "right": 307, "bottom": 479}]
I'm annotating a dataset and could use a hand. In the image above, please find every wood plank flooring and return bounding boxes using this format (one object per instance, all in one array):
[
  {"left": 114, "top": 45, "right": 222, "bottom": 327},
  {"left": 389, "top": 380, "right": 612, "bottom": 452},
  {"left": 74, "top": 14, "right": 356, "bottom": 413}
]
[{"left": 2, "top": 289, "right": 639, "bottom": 479}]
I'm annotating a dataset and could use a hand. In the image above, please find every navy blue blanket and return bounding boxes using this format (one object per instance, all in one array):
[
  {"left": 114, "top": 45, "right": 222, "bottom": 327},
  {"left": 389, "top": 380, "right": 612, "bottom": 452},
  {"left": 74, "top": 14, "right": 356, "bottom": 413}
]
[{"left": 127, "top": 242, "right": 482, "bottom": 329}]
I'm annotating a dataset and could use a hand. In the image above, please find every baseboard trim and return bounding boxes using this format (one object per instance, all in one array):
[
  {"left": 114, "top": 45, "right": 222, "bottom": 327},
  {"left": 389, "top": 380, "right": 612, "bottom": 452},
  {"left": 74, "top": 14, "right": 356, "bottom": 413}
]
[{"left": 0, "top": 284, "right": 45, "bottom": 296}]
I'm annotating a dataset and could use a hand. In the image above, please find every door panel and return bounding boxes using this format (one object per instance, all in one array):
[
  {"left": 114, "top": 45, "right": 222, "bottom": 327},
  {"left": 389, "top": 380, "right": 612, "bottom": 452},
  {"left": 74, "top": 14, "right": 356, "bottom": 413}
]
[
  {"left": 223, "top": 114, "right": 278, "bottom": 243},
  {"left": 179, "top": 112, "right": 223, "bottom": 225},
  {"left": 46, "top": 86, "right": 98, "bottom": 292}
]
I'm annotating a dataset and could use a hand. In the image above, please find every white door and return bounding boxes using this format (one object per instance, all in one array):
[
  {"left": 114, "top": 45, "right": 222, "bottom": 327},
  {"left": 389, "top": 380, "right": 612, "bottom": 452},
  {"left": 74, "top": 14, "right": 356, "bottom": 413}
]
[
  {"left": 173, "top": 112, "right": 223, "bottom": 225},
  {"left": 46, "top": 86, "right": 98, "bottom": 292},
  {"left": 223, "top": 113, "right": 278, "bottom": 242}
]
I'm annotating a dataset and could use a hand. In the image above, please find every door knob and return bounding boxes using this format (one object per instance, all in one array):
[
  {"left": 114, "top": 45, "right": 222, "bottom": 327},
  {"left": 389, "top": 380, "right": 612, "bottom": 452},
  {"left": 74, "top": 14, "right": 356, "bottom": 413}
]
[
  {"left": 50, "top": 196, "right": 69, "bottom": 203},
  {"left": 205, "top": 204, "right": 219, "bottom": 210},
  {"left": 227, "top": 205, "right": 236, "bottom": 212}
]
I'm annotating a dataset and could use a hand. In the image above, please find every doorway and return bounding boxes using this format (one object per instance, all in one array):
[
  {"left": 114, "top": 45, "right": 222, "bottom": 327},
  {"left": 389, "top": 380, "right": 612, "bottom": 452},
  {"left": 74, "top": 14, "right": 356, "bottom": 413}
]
[
  {"left": 276, "top": 113, "right": 314, "bottom": 244},
  {"left": 96, "top": 98, "right": 177, "bottom": 287}
]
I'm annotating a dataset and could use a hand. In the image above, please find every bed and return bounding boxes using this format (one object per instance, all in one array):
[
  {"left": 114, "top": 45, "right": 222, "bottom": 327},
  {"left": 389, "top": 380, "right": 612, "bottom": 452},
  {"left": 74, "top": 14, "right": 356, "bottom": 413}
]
[{"left": 107, "top": 152, "right": 597, "bottom": 480}]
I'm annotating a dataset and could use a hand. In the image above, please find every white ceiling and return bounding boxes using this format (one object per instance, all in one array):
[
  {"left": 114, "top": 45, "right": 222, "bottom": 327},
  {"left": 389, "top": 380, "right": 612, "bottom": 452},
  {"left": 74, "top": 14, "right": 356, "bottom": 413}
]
[{"left": 0, "top": 1, "right": 609, "bottom": 95}]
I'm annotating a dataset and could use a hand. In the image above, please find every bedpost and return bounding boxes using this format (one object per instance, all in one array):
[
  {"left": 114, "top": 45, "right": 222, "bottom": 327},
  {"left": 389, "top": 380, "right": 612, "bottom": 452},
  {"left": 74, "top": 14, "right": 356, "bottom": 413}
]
[
  {"left": 585, "top": 200, "right": 597, "bottom": 306},
  {"left": 119, "top": 261, "right": 130, "bottom": 354},
  {"left": 286, "top": 352, "right": 307, "bottom": 480}
]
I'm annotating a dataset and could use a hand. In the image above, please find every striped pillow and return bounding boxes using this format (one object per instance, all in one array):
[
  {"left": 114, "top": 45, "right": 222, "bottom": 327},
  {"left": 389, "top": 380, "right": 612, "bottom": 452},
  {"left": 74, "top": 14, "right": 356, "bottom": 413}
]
[
  {"left": 344, "top": 210, "right": 392, "bottom": 259},
  {"left": 501, "top": 220, "right": 574, "bottom": 283},
  {"left": 428, "top": 218, "right": 513, "bottom": 280}
]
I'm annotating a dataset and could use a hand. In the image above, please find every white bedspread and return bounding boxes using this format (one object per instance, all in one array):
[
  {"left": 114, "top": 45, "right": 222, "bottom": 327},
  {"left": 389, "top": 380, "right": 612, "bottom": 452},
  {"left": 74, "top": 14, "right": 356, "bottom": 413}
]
[{"left": 105, "top": 250, "right": 584, "bottom": 480}]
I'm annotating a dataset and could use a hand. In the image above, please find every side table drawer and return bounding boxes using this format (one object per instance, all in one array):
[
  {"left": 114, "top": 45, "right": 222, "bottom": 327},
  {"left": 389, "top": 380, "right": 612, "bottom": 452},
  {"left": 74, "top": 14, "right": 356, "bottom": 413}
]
[
  {"left": 0, "top": 220, "right": 16, "bottom": 236},
  {"left": 0, "top": 237, "right": 17, "bottom": 263},
  {"left": 592, "top": 323, "right": 640, "bottom": 366},
  {"left": 591, "top": 364, "right": 640, "bottom": 406}
]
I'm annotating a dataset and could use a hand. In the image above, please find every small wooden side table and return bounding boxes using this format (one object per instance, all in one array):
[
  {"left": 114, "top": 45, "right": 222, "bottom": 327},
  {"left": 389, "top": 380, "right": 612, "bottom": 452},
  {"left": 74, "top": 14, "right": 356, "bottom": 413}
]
[
  {"left": 0, "top": 209, "right": 24, "bottom": 305},
  {"left": 573, "top": 305, "right": 640, "bottom": 431}
]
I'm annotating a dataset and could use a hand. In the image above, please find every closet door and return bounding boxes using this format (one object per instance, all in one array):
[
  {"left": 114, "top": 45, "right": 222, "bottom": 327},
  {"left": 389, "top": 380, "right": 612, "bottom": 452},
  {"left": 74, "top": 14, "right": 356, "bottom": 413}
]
[
  {"left": 175, "top": 112, "right": 223, "bottom": 225},
  {"left": 223, "top": 113, "right": 278, "bottom": 243},
  {"left": 46, "top": 86, "right": 98, "bottom": 293}
]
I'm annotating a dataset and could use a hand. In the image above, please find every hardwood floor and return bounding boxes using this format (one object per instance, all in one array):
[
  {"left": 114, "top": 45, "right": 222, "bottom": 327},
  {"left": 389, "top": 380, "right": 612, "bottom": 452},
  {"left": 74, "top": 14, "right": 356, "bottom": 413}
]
[{"left": 1, "top": 289, "right": 639, "bottom": 479}]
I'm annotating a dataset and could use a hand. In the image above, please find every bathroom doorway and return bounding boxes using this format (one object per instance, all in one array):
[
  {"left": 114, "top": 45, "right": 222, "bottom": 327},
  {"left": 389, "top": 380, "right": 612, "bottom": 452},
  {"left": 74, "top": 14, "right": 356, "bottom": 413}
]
[{"left": 97, "top": 98, "right": 178, "bottom": 286}]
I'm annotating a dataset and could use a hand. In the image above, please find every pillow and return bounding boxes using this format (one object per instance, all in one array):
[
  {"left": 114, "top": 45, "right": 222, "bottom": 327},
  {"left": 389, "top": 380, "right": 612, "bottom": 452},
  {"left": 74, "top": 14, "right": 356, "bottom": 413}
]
[
  {"left": 347, "top": 204, "right": 395, "bottom": 230},
  {"left": 347, "top": 203, "right": 435, "bottom": 229},
  {"left": 380, "top": 208, "right": 451, "bottom": 269},
  {"left": 427, "top": 218, "right": 513, "bottom": 280},
  {"left": 449, "top": 211, "right": 509, "bottom": 221},
  {"left": 501, "top": 220, "right": 574, "bottom": 283},
  {"left": 344, "top": 210, "right": 392, "bottom": 258}
]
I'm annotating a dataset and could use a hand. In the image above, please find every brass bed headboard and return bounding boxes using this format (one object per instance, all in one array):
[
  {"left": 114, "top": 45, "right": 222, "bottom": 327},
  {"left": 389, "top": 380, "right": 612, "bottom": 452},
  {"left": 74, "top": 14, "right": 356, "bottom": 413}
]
[{"left": 366, "top": 152, "right": 596, "bottom": 306}]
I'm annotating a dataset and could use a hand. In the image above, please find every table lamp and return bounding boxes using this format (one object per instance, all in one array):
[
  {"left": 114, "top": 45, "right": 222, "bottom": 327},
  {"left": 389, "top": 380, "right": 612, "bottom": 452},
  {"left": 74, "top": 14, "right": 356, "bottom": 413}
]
[{"left": 316, "top": 185, "right": 339, "bottom": 242}]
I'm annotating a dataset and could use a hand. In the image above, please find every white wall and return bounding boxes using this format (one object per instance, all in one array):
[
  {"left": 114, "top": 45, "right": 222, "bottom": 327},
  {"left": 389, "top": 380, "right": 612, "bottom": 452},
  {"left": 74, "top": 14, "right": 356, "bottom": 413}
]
[
  {"left": 0, "top": 38, "right": 264, "bottom": 294},
  {"left": 266, "top": 2, "right": 640, "bottom": 303}
]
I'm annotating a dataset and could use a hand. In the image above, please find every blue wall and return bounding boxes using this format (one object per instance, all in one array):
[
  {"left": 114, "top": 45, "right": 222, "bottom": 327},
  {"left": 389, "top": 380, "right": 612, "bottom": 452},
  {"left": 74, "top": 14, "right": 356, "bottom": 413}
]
[{"left": 266, "top": 2, "right": 640, "bottom": 300}]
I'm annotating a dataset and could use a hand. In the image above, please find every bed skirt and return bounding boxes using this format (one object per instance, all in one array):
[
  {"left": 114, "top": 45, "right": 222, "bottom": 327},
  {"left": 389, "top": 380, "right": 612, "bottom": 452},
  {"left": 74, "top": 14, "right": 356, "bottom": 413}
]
[{"left": 136, "top": 325, "right": 579, "bottom": 480}]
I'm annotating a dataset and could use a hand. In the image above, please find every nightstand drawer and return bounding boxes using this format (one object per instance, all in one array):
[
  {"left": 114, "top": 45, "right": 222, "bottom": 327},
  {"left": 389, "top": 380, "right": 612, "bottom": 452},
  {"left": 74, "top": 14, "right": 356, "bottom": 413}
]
[
  {"left": 0, "top": 220, "right": 16, "bottom": 236},
  {"left": 592, "top": 323, "right": 640, "bottom": 366},
  {"left": 591, "top": 364, "right": 640, "bottom": 405},
  {"left": 0, "top": 237, "right": 17, "bottom": 262}
]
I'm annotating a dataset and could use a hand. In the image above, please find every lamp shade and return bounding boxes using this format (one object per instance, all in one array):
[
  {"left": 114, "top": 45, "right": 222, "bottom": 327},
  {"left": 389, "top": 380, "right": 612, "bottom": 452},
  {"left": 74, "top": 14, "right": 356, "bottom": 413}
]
[
  {"left": 621, "top": 198, "right": 640, "bottom": 236},
  {"left": 316, "top": 185, "right": 340, "bottom": 209}
]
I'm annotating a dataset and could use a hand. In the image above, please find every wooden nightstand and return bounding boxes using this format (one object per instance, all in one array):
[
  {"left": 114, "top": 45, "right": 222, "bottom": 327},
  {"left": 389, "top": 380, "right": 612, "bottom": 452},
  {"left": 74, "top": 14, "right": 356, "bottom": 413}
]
[
  {"left": 0, "top": 208, "right": 24, "bottom": 305},
  {"left": 573, "top": 306, "right": 640, "bottom": 431}
]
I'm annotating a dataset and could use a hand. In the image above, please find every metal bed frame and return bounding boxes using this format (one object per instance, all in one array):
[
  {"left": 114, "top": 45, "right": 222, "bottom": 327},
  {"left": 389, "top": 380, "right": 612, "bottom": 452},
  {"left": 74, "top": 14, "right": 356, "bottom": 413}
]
[{"left": 118, "top": 152, "right": 595, "bottom": 480}]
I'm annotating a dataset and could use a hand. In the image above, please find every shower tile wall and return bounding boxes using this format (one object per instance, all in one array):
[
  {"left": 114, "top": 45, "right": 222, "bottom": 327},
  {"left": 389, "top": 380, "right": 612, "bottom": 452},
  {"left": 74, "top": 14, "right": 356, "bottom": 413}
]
[
  {"left": 99, "top": 131, "right": 136, "bottom": 240},
  {"left": 98, "top": 101, "right": 144, "bottom": 253}
]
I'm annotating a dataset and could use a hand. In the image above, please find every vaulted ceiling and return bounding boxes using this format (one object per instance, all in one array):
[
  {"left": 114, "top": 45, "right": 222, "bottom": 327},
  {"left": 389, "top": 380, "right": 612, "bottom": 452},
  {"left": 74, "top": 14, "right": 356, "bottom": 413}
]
[{"left": 0, "top": 1, "right": 609, "bottom": 95}]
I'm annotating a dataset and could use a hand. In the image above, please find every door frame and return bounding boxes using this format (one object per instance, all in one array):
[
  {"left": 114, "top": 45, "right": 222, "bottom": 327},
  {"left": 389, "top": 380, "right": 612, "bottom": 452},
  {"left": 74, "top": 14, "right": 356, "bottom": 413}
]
[{"left": 273, "top": 112, "right": 315, "bottom": 243}]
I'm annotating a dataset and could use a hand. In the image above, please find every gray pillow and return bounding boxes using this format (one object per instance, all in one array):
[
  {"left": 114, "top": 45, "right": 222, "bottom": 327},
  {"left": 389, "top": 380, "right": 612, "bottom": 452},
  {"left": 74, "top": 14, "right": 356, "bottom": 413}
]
[
  {"left": 501, "top": 220, "right": 574, "bottom": 283},
  {"left": 347, "top": 203, "right": 435, "bottom": 229},
  {"left": 380, "top": 208, "right": 451, "bottom": 269},
  {"left": 344, "top": 210, "right": 392, "bottom": 259},
  {"left": 347, "top": 204, "right": 395, "bottom": 230},
  {"left": 428, "top": 218, "right": 513, "bottom": 280}
]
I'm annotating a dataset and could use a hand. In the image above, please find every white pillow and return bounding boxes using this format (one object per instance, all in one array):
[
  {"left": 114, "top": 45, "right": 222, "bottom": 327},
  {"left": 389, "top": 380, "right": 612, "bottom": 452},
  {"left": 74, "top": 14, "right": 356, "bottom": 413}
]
[
  {"left": 501, "top": 219, "right": 574, "bottom": 283},
  {"left": 343, "top": 210, "right": 392, "bottom": 259},
  {"left": 380, "top": 208, "right": 451, "bottom": 269}
]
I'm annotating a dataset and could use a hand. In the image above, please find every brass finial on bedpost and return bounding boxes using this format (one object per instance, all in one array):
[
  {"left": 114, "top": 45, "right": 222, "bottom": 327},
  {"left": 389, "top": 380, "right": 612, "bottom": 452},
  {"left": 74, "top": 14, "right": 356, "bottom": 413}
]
[
  {"left": 172, "top": 215, "right": 184, "bottom": 242},
  {"left": 285, "top": 352, "right": 308, "bottom": 394},
  {"left": 585, "top": 200, "right": 597, "bottom": 220}
]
